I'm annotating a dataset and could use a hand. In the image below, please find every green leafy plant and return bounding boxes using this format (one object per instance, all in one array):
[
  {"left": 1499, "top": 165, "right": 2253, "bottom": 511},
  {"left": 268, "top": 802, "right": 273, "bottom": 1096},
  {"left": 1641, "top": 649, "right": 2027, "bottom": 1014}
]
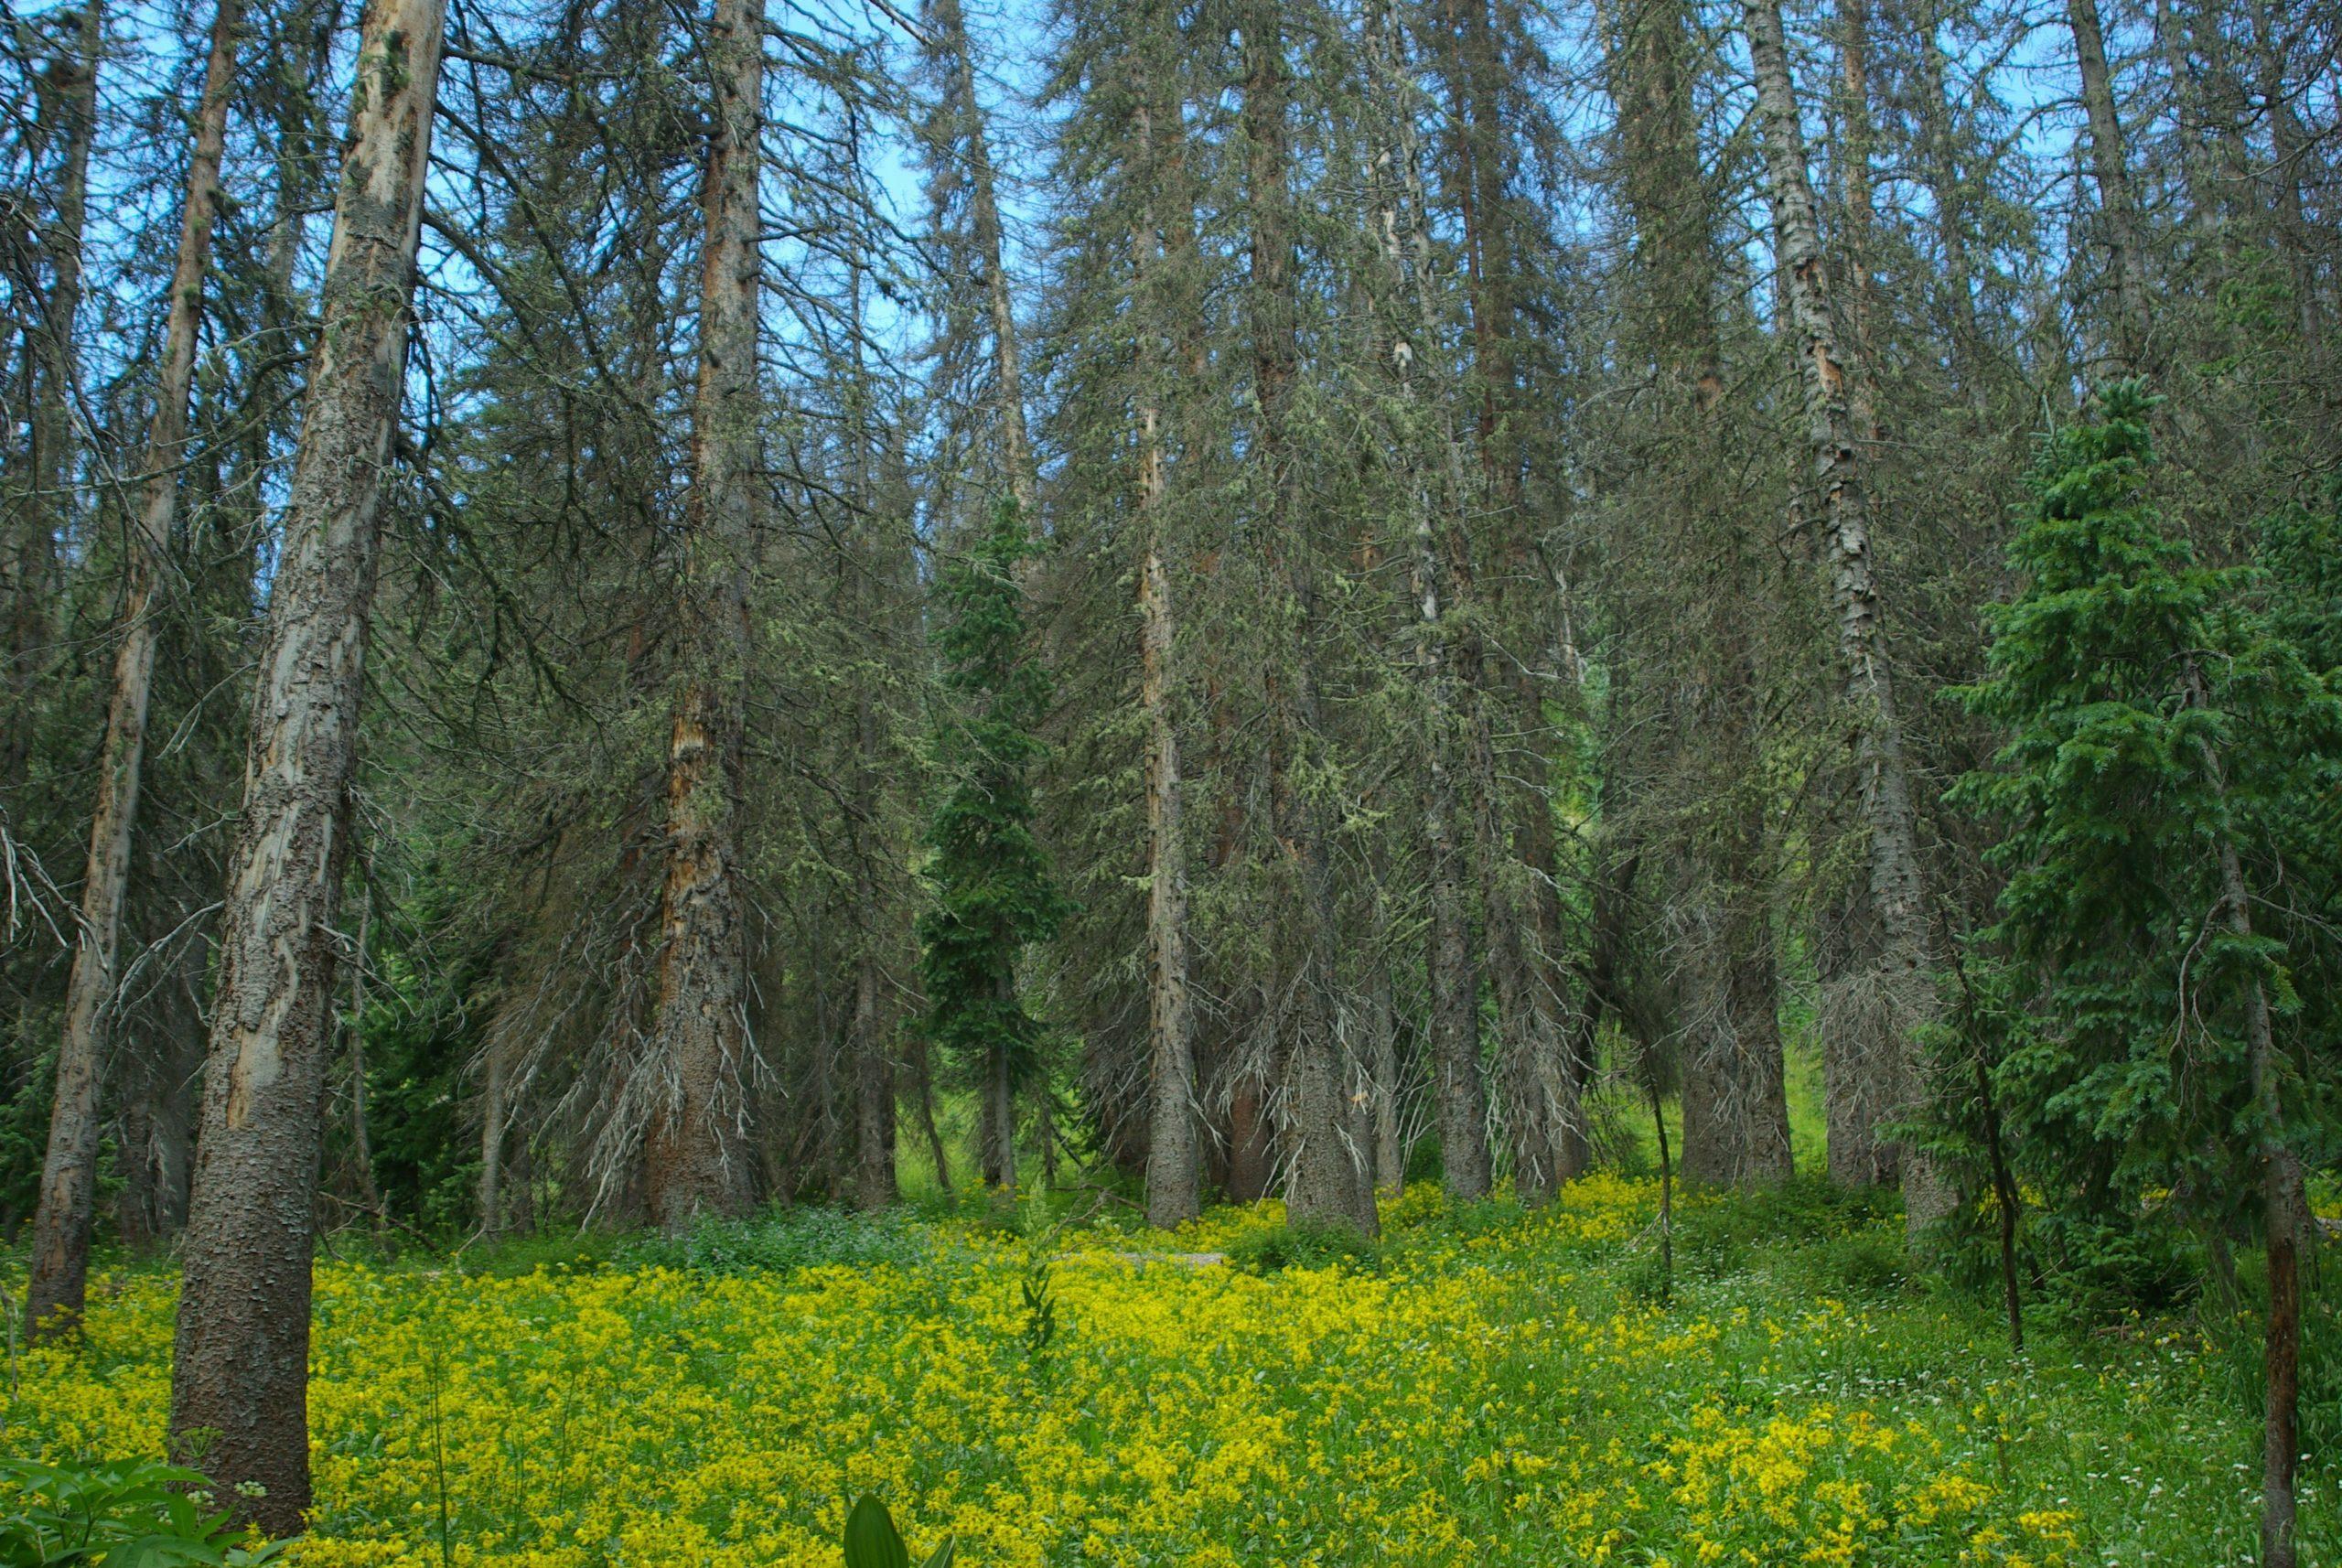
[
  {"left": 0, "top": 1458, "right": 291, "bottom": 1566},
  {"left": 615, "top": 1205, "right": 929, "bottom": 1279},
  {"left": 841, "top": 1495, "right": 953, "bottom": 1568},
  {"left": 1225, "top": 1219, "right": 1384, "bottom": 1275},
  {"left": 1015, "top": 1188, "right": 1061, "bottom": 1368}
]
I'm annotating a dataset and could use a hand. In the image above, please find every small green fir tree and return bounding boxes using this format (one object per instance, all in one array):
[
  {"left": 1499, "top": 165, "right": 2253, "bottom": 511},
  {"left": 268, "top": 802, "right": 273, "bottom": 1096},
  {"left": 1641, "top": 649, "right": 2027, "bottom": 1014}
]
[
  {"left": 918, "top": 501, "right": 1071, "bottom": 1192},
  {"left": 1955, "top": 382, "right": 2337, "bottom": 1568}
]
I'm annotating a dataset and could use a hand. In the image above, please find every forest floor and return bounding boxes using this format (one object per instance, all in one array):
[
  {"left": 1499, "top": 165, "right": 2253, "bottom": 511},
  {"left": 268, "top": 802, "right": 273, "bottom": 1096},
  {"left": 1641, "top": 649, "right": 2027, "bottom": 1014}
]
[{"left": 7, "top": 1171, "right": 2333, "bottom": 1567}]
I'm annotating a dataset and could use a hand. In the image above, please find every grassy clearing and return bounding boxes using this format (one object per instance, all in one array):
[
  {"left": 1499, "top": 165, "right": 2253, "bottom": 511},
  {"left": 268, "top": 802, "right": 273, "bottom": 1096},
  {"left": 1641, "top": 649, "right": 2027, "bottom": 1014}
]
[{"left": 6, "top": 1173, "right": 2327, "bottom": 1567}]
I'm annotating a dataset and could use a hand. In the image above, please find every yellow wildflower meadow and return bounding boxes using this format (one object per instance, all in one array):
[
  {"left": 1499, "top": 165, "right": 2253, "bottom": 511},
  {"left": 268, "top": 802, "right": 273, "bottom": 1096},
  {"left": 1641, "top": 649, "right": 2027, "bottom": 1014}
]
[{"left": 0, "top": 1176, "right": 2235, "bottom": 1565}]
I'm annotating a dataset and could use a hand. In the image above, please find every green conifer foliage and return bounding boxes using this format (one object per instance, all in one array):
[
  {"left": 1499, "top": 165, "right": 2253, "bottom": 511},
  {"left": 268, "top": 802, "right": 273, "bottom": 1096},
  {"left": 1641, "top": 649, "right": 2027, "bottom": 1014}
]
[
  {"left": 1957, "top": 383, "right": 2336, "bottom": 1226},
  {"left": 917, "top": 502, "right": 1073, "bottom": 1178}
]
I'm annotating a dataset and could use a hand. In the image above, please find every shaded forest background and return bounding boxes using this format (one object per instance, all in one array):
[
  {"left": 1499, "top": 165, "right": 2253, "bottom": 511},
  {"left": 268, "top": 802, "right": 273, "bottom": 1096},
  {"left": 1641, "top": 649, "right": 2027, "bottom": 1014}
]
[{"left": 5, "top": 0, "right": 2339, "bottom": 1260}]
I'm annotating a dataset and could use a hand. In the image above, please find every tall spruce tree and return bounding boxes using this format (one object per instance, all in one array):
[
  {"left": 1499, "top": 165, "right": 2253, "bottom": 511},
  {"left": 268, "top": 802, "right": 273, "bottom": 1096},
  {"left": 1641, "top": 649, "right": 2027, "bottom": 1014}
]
[
  {"left": 919, "top": 500, "right": 1069, "bottom": 1193},
  {"left": 1956, "top": 384, "right": 2337, "bottom": 1568}
]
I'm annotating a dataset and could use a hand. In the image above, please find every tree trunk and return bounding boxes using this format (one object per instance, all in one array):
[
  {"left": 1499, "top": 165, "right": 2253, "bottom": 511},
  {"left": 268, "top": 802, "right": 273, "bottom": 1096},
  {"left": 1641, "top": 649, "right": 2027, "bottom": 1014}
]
[
  {"left": 1440, "top": 0, "right": 1576, "bottom": 1198},
  {"left": 1364, "top": 919, "right": 1405, "bottom": 1192},
  {"left": 478, "top": 1029, "right": 508, "bottom": 1239},
  {"left": 914, "top": 1036, "right": 951, "bottom": 1192},
  {"left": 24, "top": 0, "right": 238, "bottom": 1342},
  {"left": 1418, "top": 618, "right": 1485, "bottom": 1199},
  {"left": 932, "top": 0, "right": 1035, "bottom": 518},
  {"left": 808, "top": 950, "right": 842, "bottom": 1198},
  {"left": 1911, "top": 3, "right": 1991, "bottom": 413},
  {"left": 1223, "top": 1081, "right": 1273, "bottom": 1202},
  {"left": 341, "top": 889, "right": 379, "bottom": 1226},
  {"left": 2249, "top": 0, "right": 2327, "bottom": 358},
  {"left": 1369, "top": 0, "right": 1488, "bottom": 1202},
  {"left": 851, "top": 947, "right": 896, "bottom": 1210},
  {"left": 118, "top": 951, "right": 203, "bottom": 1250},
  {"left": 167, "top": 0, "right": 446, "bottom": 1530},
  {"left": 348, "top": 886, "right": 381, "bottom": 1221},
  {"left": 984, "top": 1004, "right": 1015, "bottom": 1191},
  {"left": 2067, "top": 0, "right": 2154, "bottom": 374},
  {"left": 1834, "top": 0, "right": 1885, "bottom": 446},
  {"left": 1745, "top": 0, "right": 1949, "bottom": 1233},
  {"left": 1131, "top": 91, "right": 1200, "bottom": 1230},
  {"left": 1679, "top": 829, "right": 1794, "bottom": 1187},
  {"left": 1139, "top": 546, "right": 1198, "bottom": 1226},
  {"left": 1602, "top": 0, "right": 1789, "bottom": 1193},
  {"left": 645, "top": 0, "right": 761, "bottom": 1232},
  {"left": 846, "top": 274, "right": 898, "bottom": 1215},
  {"left": 1249, "top": 0, "right": 1373, "bottom": 1236},
  {"left": 1441, "top": 0, "right": 1517, "bottom": 499},
  {"left": 2184, "top": 660, "right": 2304, "bottom": 1568}
]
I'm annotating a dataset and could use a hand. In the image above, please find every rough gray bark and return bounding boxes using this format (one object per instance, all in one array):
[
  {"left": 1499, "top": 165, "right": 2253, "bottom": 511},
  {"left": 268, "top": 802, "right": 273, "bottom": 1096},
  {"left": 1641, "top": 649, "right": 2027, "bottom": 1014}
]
[
  {"left": 1745, "top": 0, "right": 1949, "bottom": 1230},
  {"left": 24, "top": 0, "right": 237, "bottom": 1341},
  {"left": 1139, "top": 544, "right": 1197, "bottom": 1223},
  {"left": 1130, "top": 90, "right": 1199, "bottom": 1230},
  {"left": 644, "top": 0, "right": 762, "bottom": 1232},
  {"left": 1834, "top": 0, "right": 1885, "bottom": 446},
  {"left": 167, "top": 0, "right": 446, "bottom": 1530}
]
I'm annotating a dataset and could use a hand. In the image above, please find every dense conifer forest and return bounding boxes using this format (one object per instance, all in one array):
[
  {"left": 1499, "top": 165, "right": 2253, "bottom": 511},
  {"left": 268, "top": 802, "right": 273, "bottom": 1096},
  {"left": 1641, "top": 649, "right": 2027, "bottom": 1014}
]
[{"left": 0, "top": 0, "right": 2337, "bottom": 1558}]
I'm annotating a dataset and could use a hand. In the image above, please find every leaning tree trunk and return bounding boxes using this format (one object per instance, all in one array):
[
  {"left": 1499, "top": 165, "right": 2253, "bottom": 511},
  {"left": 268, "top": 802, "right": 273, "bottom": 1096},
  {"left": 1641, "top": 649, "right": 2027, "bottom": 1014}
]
[
  {"left": 1745, "top": 0, "right": 1950, "bottom": 1234},
  {"left": 167, "top": 0, "right": 446, "bottom": 1531},
  {"left": 23, "top": 0, "right": 238, "bottom": 1341},
  {"left": 644, "top": 0, "right": 762, "bottom": 1232}
]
